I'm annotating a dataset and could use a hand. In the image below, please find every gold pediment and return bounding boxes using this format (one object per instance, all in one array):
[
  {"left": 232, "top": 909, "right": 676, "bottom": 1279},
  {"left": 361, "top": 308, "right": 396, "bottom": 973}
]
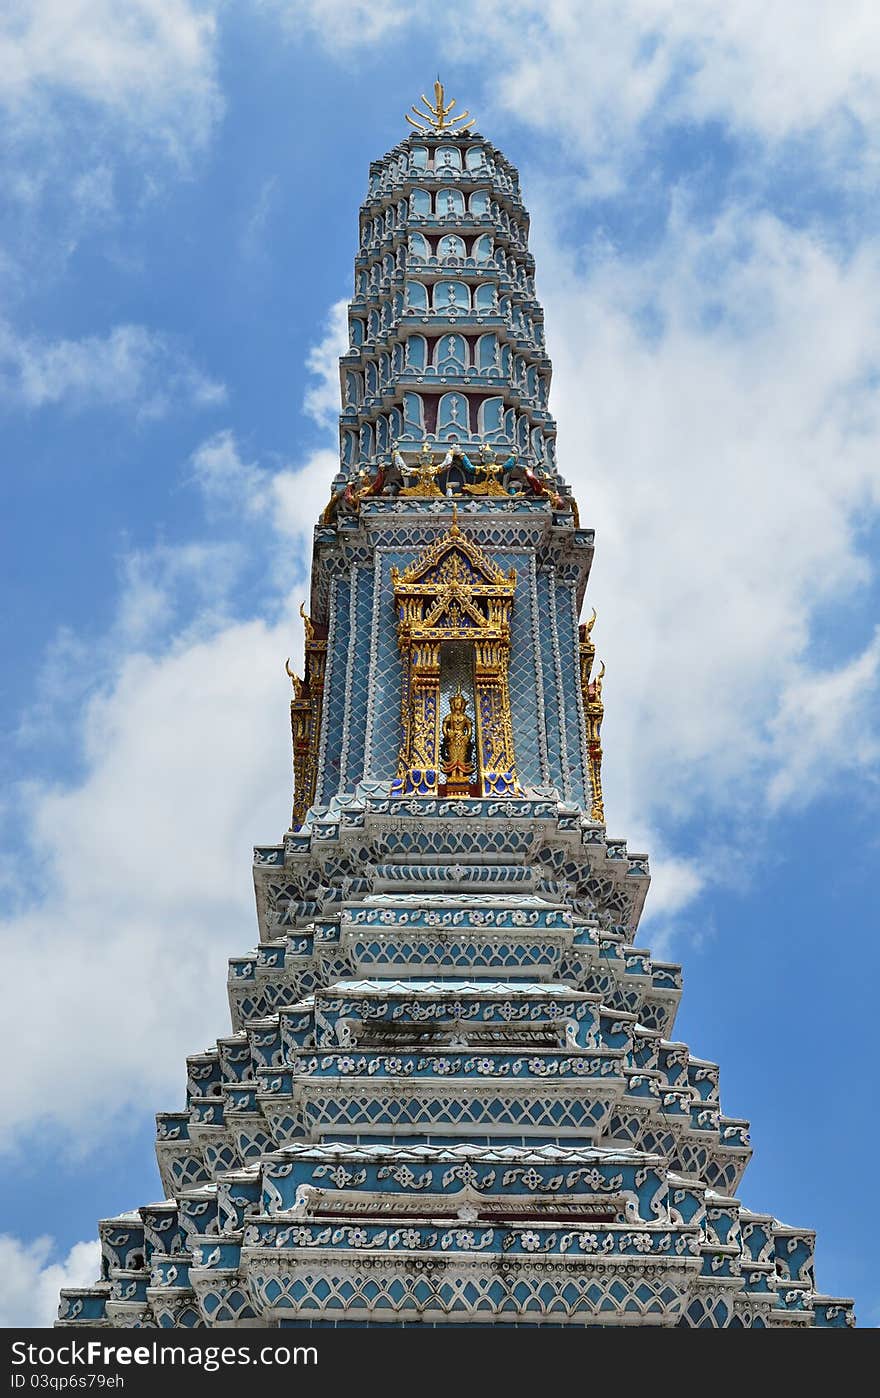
[
  {"left": 391, "top": 515, "right": 515, "bottom": 594},
  {"left": 390, "top": 510, "right": 520, "bottom": 799},
  {"left": 423, "top": 593, "right": 486, "bottom": 630}
]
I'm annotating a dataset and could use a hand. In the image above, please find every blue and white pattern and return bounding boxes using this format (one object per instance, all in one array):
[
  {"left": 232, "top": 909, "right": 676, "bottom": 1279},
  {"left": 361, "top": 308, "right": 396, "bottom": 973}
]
[{"left": 59, "top": 118, "right": 855, "bottom": 1332}]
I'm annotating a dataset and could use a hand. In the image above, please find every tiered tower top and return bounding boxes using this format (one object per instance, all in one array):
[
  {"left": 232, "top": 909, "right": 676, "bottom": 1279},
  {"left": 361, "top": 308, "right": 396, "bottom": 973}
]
[{"left": 335, "top": 85, "right": 566, "bottom": 497}]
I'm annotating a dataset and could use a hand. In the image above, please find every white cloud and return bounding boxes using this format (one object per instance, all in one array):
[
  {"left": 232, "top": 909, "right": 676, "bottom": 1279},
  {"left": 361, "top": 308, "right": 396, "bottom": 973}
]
[
  {"left": 534, "top": 198, "right": 880, "bottom": 896},
  {"left": 0, "top": 2, "right": 223, "bottom": 296},
  {"left": 270, "top": 1, "right": 880, "bottom": 190},
  {"left": 0, "top": 612, "right": 296, "bottom": 1146},
  {"left": 190, "top": 429, "right": 269, "bottom": 510},
  {"left": 444, "top": 1, "right": 880, "bottom": 190},
  {"left": 767, "top": 630, "right": 880, "bottom": 811},
  {"left": 113, "top": 541, "right": 246, "bottom": 646},
  {"left": 0, "top": 1235, "right": 100, "bottom": 1327},
  {"left": 0, "top": 1, "right": 221, "bottom": 158},
  {"left": 189, "top": 428, "right": 339, "bottom": 557},
  {"left": 0, "top": 320, "right": 225, "bottom": 417},
  {"left": 0, "top": 323, "right": 335, "bottom": 1146},
  {"left": 265, "top": 0, "right": 410, "bottom": 47},
  {"left": 303, "top": 299, "right": 349, "bottom": 429},
  {"left": 240, "top": 176, "right": 280, "bottom": 262}
]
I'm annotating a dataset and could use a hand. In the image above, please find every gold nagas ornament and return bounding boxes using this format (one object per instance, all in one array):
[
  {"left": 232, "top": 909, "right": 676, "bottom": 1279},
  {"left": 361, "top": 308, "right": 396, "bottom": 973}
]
[
  {"left": 578, "top": 608, "right": 606, "bottom": 823},
  {"left": 405, "top": 80, "right": 476, "bottom": 136},
  {"left": 390, "top": 509, "right": 519, "bottom": 798},
  {"left": 288, "top": 603, "right": 328, "bottom": 830}
]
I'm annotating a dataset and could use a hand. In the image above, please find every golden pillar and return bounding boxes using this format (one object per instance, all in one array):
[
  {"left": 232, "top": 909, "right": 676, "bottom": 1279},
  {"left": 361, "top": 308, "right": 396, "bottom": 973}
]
[
  {"left": 287, "top": 606, "right": 328, "bottom": 829},
  {"left": 579, "top": 609, "right": 606, "bottom": 824}
]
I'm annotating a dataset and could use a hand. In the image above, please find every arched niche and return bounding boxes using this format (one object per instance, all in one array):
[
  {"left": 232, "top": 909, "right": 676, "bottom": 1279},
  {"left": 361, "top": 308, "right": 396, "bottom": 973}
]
[
  {"left": 438, "top": 188, "right": 465, "bottom": 217},
  {"left": 435, "top": 144, "right": 463, "bottom": 170},
  {"left": 405, "top": 335, "right": 427, "bottom": 372},
  {"left": 433, "top": 280, "right": 469, "bottom": 314},
  {"left": 436, "top": 390, "right": 470, "bottom": 438},
  {"left": 474, "top": 233, "right": 494, "bottom": 262},
  {"left": 390, "top": 517, "right": 520, "bottom": 799},
  {"left": 402, "top": 391, "right": 425, "bottom": 439},
  {"left": 341, "top": 430, "right": 357, "bottom": 469},
  {"left": 406, "top": 280, "right": 429, "bottom": 312},
  {"left": 438, "top": 233, "right": 466, "bottom": 258},
  {"left": 477, "top": 333, "right": 500, "bottom": 375},
  {"left": 478, "top": 396, "right": 505, "bottom": 440},
  {"left": 435, "top": 333, "right": 468, "bottom": 374},
  {"left": 475, "top": 283, "right": 497, "bottom": 312}
]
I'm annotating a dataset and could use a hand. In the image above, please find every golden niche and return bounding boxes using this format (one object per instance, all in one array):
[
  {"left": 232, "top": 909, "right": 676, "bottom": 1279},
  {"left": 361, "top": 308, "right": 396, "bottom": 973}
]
[{"left": 390, "top": 511, "right": 519, "bottom": 798}]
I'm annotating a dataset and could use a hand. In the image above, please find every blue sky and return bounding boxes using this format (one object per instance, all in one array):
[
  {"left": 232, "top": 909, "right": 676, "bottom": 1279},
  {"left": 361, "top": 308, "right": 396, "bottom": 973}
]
[{"left": 0, "top": 1, "right": 878, "bottom": 1325}]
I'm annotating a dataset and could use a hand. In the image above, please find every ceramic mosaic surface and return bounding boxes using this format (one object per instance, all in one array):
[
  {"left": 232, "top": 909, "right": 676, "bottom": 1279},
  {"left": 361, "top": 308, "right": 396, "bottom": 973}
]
[{"left": 59, "top": 98, "right": 854, "bottom": 1330}]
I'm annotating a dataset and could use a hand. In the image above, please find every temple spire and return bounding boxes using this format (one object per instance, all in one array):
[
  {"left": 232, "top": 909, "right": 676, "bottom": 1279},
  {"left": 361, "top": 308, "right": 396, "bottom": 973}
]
[{"left": 57, "top": 99, "right": 856, "bottom": 1337}]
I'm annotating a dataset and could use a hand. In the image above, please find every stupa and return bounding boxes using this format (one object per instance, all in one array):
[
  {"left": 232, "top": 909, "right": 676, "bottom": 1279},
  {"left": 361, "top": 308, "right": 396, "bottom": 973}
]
[{"left": 58, "top": 86, "right": 855, "bottom": 1329}]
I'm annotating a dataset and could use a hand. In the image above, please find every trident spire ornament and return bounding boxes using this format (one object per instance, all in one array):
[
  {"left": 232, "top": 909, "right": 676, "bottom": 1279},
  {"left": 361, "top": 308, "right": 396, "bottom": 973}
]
[{"left": 405, "top": 79, "right": 476, "bottom": 134}]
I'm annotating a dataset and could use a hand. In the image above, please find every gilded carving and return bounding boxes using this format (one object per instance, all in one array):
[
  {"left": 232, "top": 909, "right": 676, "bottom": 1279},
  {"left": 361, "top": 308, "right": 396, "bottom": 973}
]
[
  {"left": 288, "top": 604, "right": 328, "bottom": 829},
  {"left": 391, "top": 512, "right": 519, "bottom": 797},
  {"left": 405, "top": 80, "right": 476, "bottom": 136},
  {"left": 579, "top": 608, "right": 605, "bottom": 823},
  {"left": 440, "top": 688, "right": 476, "bottom": 795}
]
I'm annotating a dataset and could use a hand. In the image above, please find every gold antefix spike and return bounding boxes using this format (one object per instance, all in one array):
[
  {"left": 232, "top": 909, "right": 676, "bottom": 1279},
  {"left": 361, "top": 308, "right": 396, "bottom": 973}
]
[{"left": 406, "top": 79, "right": 476, "bottom": 135}]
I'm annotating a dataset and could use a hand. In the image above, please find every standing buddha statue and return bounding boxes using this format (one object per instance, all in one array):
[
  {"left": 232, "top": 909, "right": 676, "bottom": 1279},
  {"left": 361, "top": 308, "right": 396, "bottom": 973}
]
[{"left": 440, "top": 687, "right": 475, "bottom": 795}]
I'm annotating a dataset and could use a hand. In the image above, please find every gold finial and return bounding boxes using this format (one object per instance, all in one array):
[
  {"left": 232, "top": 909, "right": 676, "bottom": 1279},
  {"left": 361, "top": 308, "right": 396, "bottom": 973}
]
[
  {"left": 406, "top": 79, "right": 476, "bottom": 135},
  {"left": 583, "top": 607, "right": 597, "bottom": 638},
  {"left": 299, "top": 600, "right": 315, "bottom": 640},
  {"left": 450, "top": 502, "right": 460, "bottom": 534},
  {"left": 285, "top": 657, "right": 303, "bottom": 699}
]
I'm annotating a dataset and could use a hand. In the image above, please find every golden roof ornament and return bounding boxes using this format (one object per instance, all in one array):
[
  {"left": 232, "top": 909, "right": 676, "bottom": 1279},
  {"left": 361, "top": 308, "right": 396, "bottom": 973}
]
[{"left": 406, "top": 79, "right": 476, "bottom": 135}]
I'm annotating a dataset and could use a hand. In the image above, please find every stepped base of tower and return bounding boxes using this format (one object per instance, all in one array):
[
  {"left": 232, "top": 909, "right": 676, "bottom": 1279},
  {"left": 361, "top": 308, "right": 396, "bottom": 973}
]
[{"left": 57, "top": 792, "right": 855, "bottom": 1329}]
